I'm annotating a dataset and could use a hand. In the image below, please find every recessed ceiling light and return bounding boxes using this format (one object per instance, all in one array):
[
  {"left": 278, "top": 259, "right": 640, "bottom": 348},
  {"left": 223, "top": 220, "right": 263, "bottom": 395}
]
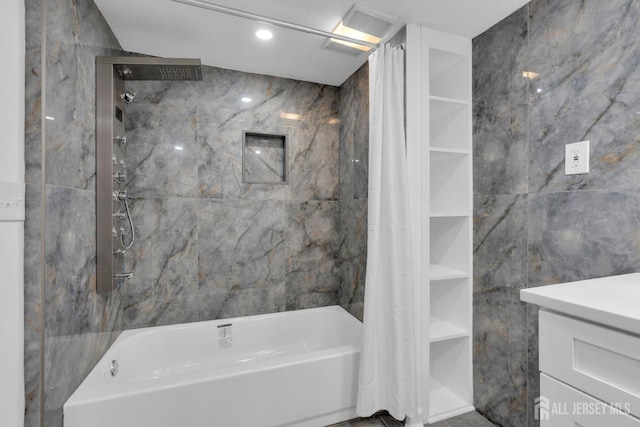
[
  {"left": 174, "top": 145, "right": 184, "bottom": 151},
  {"left": 241, "top": 97, "right": 252, "bottom": 103},
  {"left": 256, "top": 29, "right": 273, "bottom": 40}
]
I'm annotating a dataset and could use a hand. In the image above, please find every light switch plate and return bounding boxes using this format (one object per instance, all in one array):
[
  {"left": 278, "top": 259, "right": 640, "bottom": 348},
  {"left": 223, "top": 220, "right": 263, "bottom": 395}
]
[{"left": 565, "top": 140, "right": 590, "bottom": 175}]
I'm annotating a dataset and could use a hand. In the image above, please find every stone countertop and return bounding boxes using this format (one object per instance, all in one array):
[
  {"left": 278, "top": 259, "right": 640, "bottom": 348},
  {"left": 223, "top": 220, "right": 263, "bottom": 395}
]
[{"left": 520, "top": 273, "right": 640, "bottom": 335}]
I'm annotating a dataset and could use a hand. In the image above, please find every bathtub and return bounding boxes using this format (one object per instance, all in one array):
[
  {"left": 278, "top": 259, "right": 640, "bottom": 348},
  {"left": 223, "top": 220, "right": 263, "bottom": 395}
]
[{"left": 63, "top": 305, "right": 363, "bottom": 427}]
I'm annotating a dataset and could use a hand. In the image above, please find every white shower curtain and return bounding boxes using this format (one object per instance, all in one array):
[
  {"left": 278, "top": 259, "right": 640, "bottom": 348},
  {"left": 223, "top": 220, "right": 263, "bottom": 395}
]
[{"left": 357, "top": 45, "right": 421, "bottom": 425}]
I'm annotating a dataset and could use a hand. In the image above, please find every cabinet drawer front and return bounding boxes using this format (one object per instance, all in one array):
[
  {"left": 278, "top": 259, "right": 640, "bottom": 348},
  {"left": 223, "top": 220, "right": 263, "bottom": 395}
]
[
  {"left": 539, "top": 310, "right": 640, "bottom": 418},
  {"left": 540, "top": 374, "right": 640, "bottom": 427}
]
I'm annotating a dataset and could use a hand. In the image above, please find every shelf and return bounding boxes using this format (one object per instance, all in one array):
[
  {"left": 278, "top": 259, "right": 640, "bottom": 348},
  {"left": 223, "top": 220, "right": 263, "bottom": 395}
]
[
  {"left": 430, "top": 316, "right": 469, "bottom": 342},
  {"left": 429, "top": 48, "right": 470, "bottom": 101},
  {"left": 429, "top": 99, "right": 469, "bottom": 151},
  {"left": 430, "top": 277, "right": 471, "bottom": 342},
  {"left": 430, "top": 147, "right": 469, "bottom": 155},
  {"left": 429, "top": 376, "right": 474, "bottom": 422},
  {"left": 430, "top": 338, "right": 472, "bottom": 421},
  {"left": 430, "top": 217, "right": 470, "bottom": 274},
  {"left": 429, "top": 95, "right": 469, "bottom": 105},
  {"left": 430, "top": 264, "right": 468, "bottom": 281},
  {"left": 430, "top": 212, "right": 470, "bottom": 218},
  {"left": 430, "top": 151, "right": 470, "bottom": 214}
]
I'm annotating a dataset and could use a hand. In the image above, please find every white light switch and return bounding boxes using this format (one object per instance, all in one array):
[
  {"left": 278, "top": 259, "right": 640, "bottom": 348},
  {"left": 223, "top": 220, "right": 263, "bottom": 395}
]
[{"left": 565, "top": 140, "right": 590, "bottom": 175}]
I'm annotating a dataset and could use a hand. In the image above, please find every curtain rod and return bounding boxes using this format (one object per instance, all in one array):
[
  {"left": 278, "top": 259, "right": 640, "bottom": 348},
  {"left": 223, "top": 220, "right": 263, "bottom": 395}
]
[{"left": 171, "top": 0, "right": 380, "bottom": 49}]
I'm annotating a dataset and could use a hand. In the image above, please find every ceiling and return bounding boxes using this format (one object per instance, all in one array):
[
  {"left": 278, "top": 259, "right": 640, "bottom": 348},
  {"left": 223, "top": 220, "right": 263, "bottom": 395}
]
[{"left": 94, "top": 0, "right": 529, "bottom": 86}]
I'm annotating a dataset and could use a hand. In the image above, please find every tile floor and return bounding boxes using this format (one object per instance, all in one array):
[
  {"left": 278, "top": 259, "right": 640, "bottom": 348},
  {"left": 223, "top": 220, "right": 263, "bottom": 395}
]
[{"left": 330, "top": 411, "right": 496, "bottom": 427}]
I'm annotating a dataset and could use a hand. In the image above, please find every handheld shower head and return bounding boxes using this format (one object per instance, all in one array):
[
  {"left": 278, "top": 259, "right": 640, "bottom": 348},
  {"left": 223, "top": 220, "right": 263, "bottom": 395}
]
[{"left": 120, "top": 91, "right": 136, "bottom": 104}]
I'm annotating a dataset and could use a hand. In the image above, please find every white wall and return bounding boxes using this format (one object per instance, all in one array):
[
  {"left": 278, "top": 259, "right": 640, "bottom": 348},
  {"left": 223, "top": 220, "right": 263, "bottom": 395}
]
[{"left": 0, "top": 0, "right": 26, "bottom": 426}]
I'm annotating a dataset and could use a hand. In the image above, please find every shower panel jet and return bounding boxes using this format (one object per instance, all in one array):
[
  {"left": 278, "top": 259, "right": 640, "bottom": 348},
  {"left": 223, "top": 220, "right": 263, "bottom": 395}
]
[{"left": 96, "top": 56, "right": 202, "bottom": 294}]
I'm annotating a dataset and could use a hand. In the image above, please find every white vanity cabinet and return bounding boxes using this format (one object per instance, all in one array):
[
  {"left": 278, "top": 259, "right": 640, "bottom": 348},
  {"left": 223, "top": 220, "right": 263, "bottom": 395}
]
[{"left": 521, "top": 273, "right": 640, "bottom": 426}]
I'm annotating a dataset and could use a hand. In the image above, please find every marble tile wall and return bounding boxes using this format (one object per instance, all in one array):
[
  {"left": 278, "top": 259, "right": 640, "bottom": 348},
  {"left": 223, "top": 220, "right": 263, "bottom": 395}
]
[
  {"left": 24, "top": 0, "right": 124, "bottom": 425},
  {"left": 24, "top": 0, "right": 43, "bottom": 423},
  {"left": 338, "top": 62, "right": 369, "bottom": 321},
  {"left": 119, "top": 66, "right": 343, "bottom": 328},
  {"left": 472, "top": 0, "right": 640, "bottom": 426}
]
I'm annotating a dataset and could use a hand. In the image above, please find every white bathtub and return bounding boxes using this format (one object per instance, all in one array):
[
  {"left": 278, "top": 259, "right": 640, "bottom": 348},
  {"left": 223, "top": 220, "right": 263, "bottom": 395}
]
[{"left": 64, "top": 305, "right": 363, "bottom": 427}]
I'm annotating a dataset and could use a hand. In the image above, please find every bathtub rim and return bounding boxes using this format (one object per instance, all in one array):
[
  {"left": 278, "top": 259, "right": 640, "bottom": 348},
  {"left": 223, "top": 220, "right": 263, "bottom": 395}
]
[{"left": 64, "top": 305, "right": 362, "bottom": 409}]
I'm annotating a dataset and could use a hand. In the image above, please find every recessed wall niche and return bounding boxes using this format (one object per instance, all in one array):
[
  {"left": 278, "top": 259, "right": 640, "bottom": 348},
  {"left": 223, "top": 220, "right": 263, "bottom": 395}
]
[{"left": 242, "top": 131, "right": 288, "bottom": 184}]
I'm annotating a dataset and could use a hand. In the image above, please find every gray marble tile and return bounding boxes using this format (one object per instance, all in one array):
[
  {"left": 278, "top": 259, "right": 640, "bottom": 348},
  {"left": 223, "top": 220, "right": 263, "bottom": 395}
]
[
  {"left": 339, "top": 82, "right": 356, "bottom": 202},
  {"left": 473, "top": 195, "right": 528, "bottom": 426},
  {"left": 473, "top": 287, "right": 527, "bottom": 427},
  {"left": 338, "top": 199, "right": 367, "bottom": 321},
  {"left": 474, "top": 195, "right": 528, "bottom": 292},
  {"left": 23, "top": 183, "right": 42, "bottom": 427},
  {"left": 339, "top": 62, "right": 369, "bottom": 202},
  {"left": 285, "top": 200, "right": 340, "bottom": 310},
  {"left": 43, "top": 0, "right": 121, "bottom": 191},
  {"left": 24, "top": 183, "right": 42, "bottom": 351},
  {"left": 197, "top": 66, "right": 338, "bottom": 201},
  {"left": 526, "top": 305, "right": 540, "bottom": 427},
  {"left": 27, "top": 0, "right": 124, "bottom": 425},
  {"left": 352, "top": 64, "right": 369, "bottom": 201},
  {"left": 195, "top": 66, "right": 291, "bottom": 200},
  {"left": 124, "top": 80, "right": 199, "bottom": 198},
  {"left": 285, "top": 114, "right": 340, "bottom": 201},
  {"left": 445, "top": 411, "right": 497, "bottom": 427},
  {"left": 44, "top": 331, "right": 120, "bottom": 427},
  {"left": 282, "top": 81, "right": 340, "bottom": 201},
  {"left": 44, "top": 185, "right": 98, "bottom": 336},
  {"left": 335, "top": 32, "right": 371, "bottom": 323},
  {"left": 118, "top": 198, "right": 198, "bottom": 329},
  {"left": 472, "top": 6, "right": 528, "bottom": 197},
  {"left": 528, "top": 190, "right": 640, "bottom": 287},
  {"left": 43, "top": 185, "right": 122, "bottom": 337},
  {"left": 24, "top": 0, "right": 42, "bottom": 186},
  {"left": 528, "top": 0, "right": 640, "bottom": 193},
  {"left": 197, "top": 199, "right": 286, "bottom": 320},
  {"left": 473, "top": 4, "right": 640, "bottom": 427},
  {"left": 200, "top": 285, "right": 285, "bottom": 320},
  {"left": 23, "top": 345, "right": 40, "bottom": 427}
]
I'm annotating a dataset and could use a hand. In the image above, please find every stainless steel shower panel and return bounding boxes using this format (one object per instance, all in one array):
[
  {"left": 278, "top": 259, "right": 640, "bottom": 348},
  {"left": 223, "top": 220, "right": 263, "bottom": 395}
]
[
  {"left": 101, "top": 56, "right": 203, "bottom": 81},
  {"left": 96, "top": 61, "right": 126, "bottom": 293},
  {"left": 96, "top": 56, "right": 202, "bottom": 294}
]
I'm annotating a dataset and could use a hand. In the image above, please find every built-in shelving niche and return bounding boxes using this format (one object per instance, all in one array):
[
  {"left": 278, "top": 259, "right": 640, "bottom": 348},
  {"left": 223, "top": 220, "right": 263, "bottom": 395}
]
[
  {"left": 242, "top": 131, "right": 288, "bottom": 184},
  {"left": 408, "top": 26, "right": 473, "bottom": 423}
]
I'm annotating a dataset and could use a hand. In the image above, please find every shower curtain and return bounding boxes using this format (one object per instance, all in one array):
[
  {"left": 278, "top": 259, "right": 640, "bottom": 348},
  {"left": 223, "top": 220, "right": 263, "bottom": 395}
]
[{"left": 357, "top": 45, "right": 421, "bottom": 425}]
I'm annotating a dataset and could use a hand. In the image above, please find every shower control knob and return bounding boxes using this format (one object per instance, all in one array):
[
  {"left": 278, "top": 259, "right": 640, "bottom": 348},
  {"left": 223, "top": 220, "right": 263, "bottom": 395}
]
[
  {"left": 112, "top": 227, "right": 117, "bottom": 238},
  {"left": 112, "top": 154, "right": 117, "bottom": 165},
  {"left": 113, "top": 171, "right": 127, "bottom": 182},
  {"left": 120, "top": 91, "right": 136, "bottom": 104},
  {"left": 113, "top": 191, "right": 127, "bottom": 201},
  {"left": 113, "top": 249, "right": 127, "bottom": 257},
  {"left": 113, "top": 210, "right": 127, "bottom": 221},
  {"left": 113, "top": 135, "right": 127, "bottom": 146}
]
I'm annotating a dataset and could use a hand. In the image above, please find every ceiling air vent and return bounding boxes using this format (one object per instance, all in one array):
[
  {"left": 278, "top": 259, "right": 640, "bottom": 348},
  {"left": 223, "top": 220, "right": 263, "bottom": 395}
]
[{"left": 323, "top": 4, "right": 399, "bottom": 55}]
